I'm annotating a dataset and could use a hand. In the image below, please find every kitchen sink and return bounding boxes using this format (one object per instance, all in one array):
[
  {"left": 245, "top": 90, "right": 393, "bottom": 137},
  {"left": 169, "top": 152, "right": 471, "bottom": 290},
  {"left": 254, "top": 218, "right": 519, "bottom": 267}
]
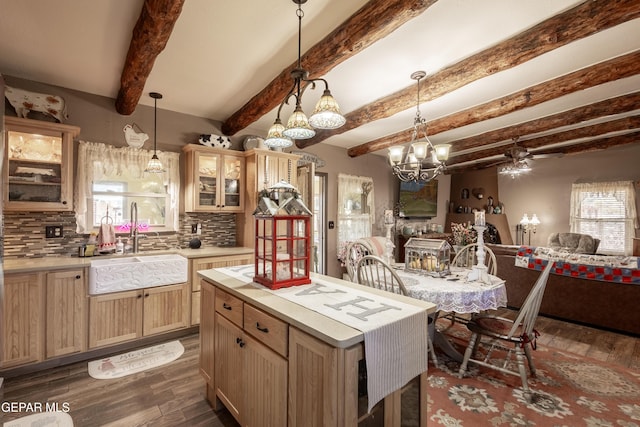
[{"left": 89, "top": 253, "right": 188, "bottom": 295}]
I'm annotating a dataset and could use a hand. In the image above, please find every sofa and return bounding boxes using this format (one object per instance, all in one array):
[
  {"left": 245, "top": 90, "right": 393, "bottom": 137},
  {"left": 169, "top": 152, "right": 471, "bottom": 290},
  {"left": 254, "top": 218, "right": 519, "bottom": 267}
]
[
  {"left": 488, "top": 244, "right": 639, "bottom": 336},
  {"left": 547, "top": 232, "right": 600, "bottom": 254}
]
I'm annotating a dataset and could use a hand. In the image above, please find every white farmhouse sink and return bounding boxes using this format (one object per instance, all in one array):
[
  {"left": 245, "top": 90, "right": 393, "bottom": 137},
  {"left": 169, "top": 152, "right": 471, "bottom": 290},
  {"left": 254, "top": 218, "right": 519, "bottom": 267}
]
[{"left": 89, "top": 254, "right": 188, "bottom": 295}]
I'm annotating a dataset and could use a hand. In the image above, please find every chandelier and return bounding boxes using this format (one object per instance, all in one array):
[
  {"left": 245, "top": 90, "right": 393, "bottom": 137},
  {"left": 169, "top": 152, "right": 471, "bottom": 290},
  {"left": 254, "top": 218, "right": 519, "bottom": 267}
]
[
  {"left": 388, "top": 71, "right": 450, "bottom": 182},
  {"left": 264, "top": 0, "right": 346, "bottom": 149},
  {"left": 498, "top": 159, "right": 531, "bottom": 178}
]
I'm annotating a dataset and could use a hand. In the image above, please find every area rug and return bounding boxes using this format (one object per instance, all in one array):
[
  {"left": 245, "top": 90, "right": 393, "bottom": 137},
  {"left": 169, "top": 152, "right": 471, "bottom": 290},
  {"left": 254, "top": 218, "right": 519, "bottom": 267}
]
[
  {"left": 3, "top": 412, "right": 73, "bottom": 427},
  {"left": 416, "top": 322, "right": 640, "bottom": 426},
  {"left": 87, "top": 340, "right": 184, "bottom": 380}
]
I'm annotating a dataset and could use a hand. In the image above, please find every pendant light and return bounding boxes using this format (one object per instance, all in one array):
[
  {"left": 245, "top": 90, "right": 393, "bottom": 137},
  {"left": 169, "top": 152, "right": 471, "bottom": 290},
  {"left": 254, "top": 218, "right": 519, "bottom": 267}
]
[
  {"left": 145, "top": 92, "right": 164, "bottom": 173},
  {"left": 264, "top": 0, "right": 346, "bottom": 148}
]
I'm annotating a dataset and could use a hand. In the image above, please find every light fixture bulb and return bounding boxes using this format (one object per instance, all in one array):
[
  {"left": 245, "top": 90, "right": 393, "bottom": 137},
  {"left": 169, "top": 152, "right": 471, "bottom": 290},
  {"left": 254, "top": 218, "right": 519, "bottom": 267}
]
[
  {"left": 145, "top": 154, "right": 164, "bottom": 173},
  {"left": 264, "top": 118, "right": 294, "bottom": 148},
  {"left": 411, "top": 141, "right": 429, "bottom": 161},
  {"left": 308, "top": 90, "right": 346, "bottom": 129},
  {"left": 530, "top": 214, "right": 540, "bottom": 225},
  {"left": 520, "top": 214, "right": 530, "bottom": 225},
  {"left": 388, "top": 146, "right": 404, "bottom": 165},
  {"left": 434, "top": 144, "right": 451, "bottom": 162},
  {"left": 283, "top": 105, "right": 316, "bottom": 139}
]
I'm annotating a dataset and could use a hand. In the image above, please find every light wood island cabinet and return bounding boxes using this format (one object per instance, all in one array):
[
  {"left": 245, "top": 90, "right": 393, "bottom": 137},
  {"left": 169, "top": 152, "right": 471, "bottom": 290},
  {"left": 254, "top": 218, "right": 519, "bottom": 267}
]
[{"left": 198, "top": 268, "right": 435, "bottom": 427}]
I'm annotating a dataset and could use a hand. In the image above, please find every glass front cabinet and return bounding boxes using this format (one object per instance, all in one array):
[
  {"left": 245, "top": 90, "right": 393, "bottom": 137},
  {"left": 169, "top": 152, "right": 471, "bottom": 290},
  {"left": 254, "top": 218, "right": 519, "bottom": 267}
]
[
  {"left": 182, "top": 144, "right": 245, "bottom": 212},
  {"left": 4, "top": 116, "right": 80, "bottom": 212}
]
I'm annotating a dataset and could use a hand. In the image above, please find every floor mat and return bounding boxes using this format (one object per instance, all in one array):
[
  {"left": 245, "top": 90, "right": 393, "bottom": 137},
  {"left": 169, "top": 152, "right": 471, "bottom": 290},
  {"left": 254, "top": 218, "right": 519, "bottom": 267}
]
[
  {"left": 88, "top": 340, "right": 184, "bottom": 380},
  {"left": 3, "top": 412, "right": 73, "bottom": 427}
]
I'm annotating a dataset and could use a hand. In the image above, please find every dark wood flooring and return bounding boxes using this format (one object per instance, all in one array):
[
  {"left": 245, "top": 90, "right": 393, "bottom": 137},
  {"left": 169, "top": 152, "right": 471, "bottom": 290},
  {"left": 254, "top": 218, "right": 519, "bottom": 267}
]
[{"left": 2, "top": 310, "right": 639, "bottom": 426}]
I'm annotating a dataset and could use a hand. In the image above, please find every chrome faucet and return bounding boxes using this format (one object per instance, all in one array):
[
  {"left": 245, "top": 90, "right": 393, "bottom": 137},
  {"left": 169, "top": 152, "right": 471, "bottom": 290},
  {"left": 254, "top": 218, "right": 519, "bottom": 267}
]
[{"left": 129, "top": 201, "right": 145, "bottom": 253}]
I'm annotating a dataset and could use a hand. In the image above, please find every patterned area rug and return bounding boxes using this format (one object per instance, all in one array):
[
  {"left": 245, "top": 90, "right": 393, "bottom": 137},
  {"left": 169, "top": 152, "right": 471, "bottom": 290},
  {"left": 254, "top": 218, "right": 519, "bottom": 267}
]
[
  {"left": 417, "top": 321, "right": 640, "bottom": 426},
  {"left": 87, "top": 340, "right": 184, "bottom": 380}
]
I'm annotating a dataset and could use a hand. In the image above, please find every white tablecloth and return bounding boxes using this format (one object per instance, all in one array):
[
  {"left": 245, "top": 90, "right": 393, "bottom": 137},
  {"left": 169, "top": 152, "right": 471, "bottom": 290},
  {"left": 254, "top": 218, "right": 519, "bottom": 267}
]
[{"left": 395, "top": 267, "right": 507, "bottom": 313}]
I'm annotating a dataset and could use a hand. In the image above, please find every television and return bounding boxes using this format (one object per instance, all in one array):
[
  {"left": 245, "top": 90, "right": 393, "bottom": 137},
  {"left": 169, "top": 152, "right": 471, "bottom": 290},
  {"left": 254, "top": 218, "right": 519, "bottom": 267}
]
[{"left": 398, "top": 180, "right": 438, "bottom": 218}]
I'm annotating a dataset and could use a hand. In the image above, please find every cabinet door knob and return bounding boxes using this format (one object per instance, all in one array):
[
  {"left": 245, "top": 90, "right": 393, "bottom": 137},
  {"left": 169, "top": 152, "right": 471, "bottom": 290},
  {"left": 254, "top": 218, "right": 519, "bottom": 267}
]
[
  {"left": 236, "top": 337, "right": 245, "bottom": 347},
  {"left": 256, "top": 323, "right": 269, "bottom": 333},
  {"left": 75, "top": 275, "right": 81, "bottom": 279},
  {"left": 62, "top": 201, "right": 68, "bottom": 205},
  {"left": 222, "top": 303, "right": 232, "bottom": 310},
  {"left": 137, "top": 294, "right": 142, "bottom": 299},
  {"left": 144, "top": 293, "right": 149, "bottom": 297}
]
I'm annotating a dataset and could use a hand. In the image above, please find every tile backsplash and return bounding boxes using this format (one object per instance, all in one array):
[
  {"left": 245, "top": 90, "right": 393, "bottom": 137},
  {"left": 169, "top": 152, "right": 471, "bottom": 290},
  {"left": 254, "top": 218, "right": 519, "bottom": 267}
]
[{"left": 2, "top": 211, "right": 237, "bottom": 259}]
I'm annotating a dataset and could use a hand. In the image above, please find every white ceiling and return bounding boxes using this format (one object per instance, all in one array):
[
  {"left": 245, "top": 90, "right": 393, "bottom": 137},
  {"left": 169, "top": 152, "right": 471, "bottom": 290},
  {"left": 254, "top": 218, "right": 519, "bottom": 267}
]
[{"left": 1, "top": 0, "right": 639, "bottom": 162}]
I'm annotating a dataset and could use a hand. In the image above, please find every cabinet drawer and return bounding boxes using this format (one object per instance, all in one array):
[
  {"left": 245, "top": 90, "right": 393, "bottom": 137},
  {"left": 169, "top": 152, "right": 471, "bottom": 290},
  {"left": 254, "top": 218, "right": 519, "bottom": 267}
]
[
  {"left": 243, "top": 304, "right": 288, "bottom": 357},
  {"left": 215, "top": 288, "right": 243, "bottom": 327}
]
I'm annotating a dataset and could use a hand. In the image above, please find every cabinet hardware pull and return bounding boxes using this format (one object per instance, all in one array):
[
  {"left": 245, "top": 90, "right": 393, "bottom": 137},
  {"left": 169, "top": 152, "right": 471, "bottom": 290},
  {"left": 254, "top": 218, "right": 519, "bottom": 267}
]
[
  {"left": 222, "top": 303, "right": 232, "bottom": 310},
  {"left": 256, "top": 323, "right": 269, "bottom": 333},
  {"left": 62, "top": 201, "right": 67, "bottom": 205},
  {"left": 236, "top": 337, "right": 245, "bottom": 348},
  {"left": 144, "top": 293, "right": 149, "bottom": 297},
  {"left": 239, "top": 341, "right": 245, "bottom": 348},
  {"left": 75, "top": 275, "right": 81, "bottom": 279},
  {"left": 137, "top": 294, "right": 142, "bottom": 299}
]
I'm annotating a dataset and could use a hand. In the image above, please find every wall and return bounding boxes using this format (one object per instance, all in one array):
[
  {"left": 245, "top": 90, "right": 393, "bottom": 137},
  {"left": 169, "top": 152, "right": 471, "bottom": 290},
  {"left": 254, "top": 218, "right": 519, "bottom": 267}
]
[{"left": 498, "top": 144, "right": 640, "bottom": 246}]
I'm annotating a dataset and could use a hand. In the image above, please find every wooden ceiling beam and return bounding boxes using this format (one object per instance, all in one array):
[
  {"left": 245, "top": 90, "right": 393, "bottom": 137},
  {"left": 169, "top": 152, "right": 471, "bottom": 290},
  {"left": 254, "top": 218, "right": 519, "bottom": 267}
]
[
  {"left": 115, "top": 0, "right": 185, "bottom": 115},
  {"left": 447, "top": 115, "right": 640, "bottom": 167},
  {"left": 347, "top": 50, "right": 640, "bottom": 157},
  {"left": 443, "top": 91, "right": 640, "bottom": 153},
  {"left": 220, "top": 0, "right": 436, "bottom": 136},
  {"left": 298, "top": 0, "right": 640, "bottom": 148}
]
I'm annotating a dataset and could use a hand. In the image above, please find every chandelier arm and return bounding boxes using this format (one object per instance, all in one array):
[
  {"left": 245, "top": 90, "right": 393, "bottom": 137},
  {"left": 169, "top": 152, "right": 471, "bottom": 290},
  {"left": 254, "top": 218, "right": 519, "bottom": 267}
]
[{"left": 276, "top": 80, "right": 300, "bottom": 118}]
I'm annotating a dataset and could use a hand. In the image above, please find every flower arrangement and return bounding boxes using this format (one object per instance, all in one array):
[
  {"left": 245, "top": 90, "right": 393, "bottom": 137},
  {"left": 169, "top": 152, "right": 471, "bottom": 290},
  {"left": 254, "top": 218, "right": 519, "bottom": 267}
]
[{"left": 449, "top": 222, "right": 477, "bottom": 247}]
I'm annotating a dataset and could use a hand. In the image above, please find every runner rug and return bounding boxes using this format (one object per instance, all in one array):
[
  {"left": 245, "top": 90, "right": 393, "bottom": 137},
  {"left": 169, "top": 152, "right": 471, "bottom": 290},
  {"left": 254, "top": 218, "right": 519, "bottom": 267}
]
[
  {"left": 87, "top": 340, "right": 184, "bottom": 380},
  {"left": 397, "top": 321, "right": 640, "bottom": 426}
]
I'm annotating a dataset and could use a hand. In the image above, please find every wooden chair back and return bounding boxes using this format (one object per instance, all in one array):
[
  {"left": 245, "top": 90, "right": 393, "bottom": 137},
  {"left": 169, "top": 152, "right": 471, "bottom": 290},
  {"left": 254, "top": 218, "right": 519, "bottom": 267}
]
[
  {"left": 345, "top": 240, "right": 374, "bottom": 281},
  {"left": 507, "top": 261, "right": 554, "bottom": 340},
  {"left": 356, "top": 255, "right": 408, "bottom": 295},
  {"left": 451, "top": 243, "right": 497, "bottom": 275}
]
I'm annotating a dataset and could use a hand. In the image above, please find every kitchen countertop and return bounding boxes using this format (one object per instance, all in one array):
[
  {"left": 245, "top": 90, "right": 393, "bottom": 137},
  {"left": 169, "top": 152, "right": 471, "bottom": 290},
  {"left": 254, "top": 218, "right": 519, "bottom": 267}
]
[{"left": 2, "top": 246, "right": 254, "bottom": 274}]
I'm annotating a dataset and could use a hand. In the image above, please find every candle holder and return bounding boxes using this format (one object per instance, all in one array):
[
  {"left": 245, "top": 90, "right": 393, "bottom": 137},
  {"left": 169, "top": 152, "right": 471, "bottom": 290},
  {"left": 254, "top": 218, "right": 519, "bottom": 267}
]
[{"left": 467, "top": 225, "right": 492, "bottom": 284}]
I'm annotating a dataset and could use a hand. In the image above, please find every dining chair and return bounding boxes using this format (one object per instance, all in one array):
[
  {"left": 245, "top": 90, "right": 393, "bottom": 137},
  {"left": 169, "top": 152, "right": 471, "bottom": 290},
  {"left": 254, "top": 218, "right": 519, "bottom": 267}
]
[
  {"left": 446, "top": 243, "right": 498, "bottom": 325},
  {"left": 344, "top": 240, "right": 375, "bottom": 282},
  {"left": 356, "top": 255, "right": 438, "bottom": 367},
  {"left": 451, "top": 243, "right": 497, "bottom": 275},
  {"left": 457, "top": 261, "right": 554, "bottom": 401}
]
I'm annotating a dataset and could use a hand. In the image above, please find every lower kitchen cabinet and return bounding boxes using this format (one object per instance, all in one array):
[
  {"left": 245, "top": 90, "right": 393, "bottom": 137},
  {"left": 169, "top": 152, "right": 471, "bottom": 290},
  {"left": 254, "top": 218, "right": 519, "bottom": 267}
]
[
  {"left": 189, "top": 253, "right": 253, "bottom": 326},
  {"left": 1, "top": 272, "right": 45, "bottom": 368},
  {"left": 46, "top": 269, "right": 87, "bottom": 358},
  {"left": 89, "top": 282, "right": 189, "bottom": 348}
]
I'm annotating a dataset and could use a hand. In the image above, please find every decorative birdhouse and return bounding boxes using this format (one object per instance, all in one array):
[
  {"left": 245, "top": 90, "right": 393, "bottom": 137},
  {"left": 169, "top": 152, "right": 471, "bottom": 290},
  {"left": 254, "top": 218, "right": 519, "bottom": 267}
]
[
  {"left": 253, "top": 181, "right": 312, "bottom": 289},
  {"left": 404, "top": 238, "right": 451, "bottom": 277}
]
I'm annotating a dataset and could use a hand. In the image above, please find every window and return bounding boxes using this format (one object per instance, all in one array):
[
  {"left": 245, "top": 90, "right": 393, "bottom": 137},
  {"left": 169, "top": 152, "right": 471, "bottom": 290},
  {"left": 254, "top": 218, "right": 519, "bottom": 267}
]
[
  {"left": 570, "top": 181, "right": 638, "bottom": 255},
  {"left": 337, "top": 173, "right": 375, "bottom": 253},
  {"left": 75, "top": 141, "right": 180, "bottom": 233}
]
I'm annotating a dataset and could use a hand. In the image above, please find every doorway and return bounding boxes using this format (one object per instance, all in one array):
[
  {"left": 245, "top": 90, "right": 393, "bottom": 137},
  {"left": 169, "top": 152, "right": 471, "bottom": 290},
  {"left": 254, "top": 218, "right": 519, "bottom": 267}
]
[{"left": 313, "top": 173, "right": 327, "bottom": 274}]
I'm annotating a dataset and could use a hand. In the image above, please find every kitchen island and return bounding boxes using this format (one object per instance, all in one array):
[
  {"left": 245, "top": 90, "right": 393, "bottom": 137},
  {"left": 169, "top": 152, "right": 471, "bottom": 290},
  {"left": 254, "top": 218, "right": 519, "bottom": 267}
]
[{"left": 198, "top": 266, "right": 436, "bottom": 427}]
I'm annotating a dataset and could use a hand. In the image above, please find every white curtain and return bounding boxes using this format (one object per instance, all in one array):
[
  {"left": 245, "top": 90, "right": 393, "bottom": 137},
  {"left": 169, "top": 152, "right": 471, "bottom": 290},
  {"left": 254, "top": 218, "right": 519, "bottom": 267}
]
[
  {"left": 75, "top": 141, "right": 180, "bottom": 233},
  {"left": 337, "top": 173, "right": 375, "bottom": 251},
  {"left": 570, "top": 180, "right": 638, "bottom": 255}
]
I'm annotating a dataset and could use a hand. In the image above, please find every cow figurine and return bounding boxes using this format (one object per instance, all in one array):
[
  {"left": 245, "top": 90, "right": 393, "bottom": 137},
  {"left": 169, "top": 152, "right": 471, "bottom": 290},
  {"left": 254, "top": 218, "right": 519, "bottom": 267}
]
[
  {"left": 199, "top": 134, "right": 231, "bottom": 149},
  {"left": 4, "top": 85, "right": 68, "bottom": 123}
]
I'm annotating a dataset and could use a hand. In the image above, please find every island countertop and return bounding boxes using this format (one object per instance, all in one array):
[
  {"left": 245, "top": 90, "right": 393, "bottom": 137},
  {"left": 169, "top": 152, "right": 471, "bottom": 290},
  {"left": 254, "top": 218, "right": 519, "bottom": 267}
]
[{"left": 198, "top": 268, "right": 436, "bottom": 349}]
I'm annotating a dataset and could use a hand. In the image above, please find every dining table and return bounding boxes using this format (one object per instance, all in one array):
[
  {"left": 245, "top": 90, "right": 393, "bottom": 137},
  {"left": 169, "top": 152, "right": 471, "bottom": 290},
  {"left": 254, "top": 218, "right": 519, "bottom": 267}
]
[{"left": 393, "top": 265, "right": 508, "bottom": 362}]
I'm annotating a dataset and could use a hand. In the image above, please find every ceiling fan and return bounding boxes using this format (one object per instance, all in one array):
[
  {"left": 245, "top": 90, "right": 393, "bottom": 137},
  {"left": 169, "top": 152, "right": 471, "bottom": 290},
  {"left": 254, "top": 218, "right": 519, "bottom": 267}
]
[{"left": 493, "top": 138, "right": 563, "bottom": 178}]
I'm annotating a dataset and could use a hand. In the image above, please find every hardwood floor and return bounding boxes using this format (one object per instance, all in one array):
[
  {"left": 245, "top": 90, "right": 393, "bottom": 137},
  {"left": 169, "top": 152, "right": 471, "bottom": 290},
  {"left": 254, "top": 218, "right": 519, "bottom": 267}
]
[{"left": 2, "top": 311, "right": 639, "bottom": 426}]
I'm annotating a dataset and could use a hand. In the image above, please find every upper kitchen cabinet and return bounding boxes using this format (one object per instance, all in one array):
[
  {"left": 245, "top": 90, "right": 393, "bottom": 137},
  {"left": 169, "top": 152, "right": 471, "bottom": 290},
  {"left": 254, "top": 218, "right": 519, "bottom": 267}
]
[
  {"left": 237, "top": 149, "right": 300, "bottom": 247},
  {"left": 3, "top": 116, "right": 79, "bottom": 211},
  {"left": 182, "top": 144, "right": 245, "bottom": 213}
]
